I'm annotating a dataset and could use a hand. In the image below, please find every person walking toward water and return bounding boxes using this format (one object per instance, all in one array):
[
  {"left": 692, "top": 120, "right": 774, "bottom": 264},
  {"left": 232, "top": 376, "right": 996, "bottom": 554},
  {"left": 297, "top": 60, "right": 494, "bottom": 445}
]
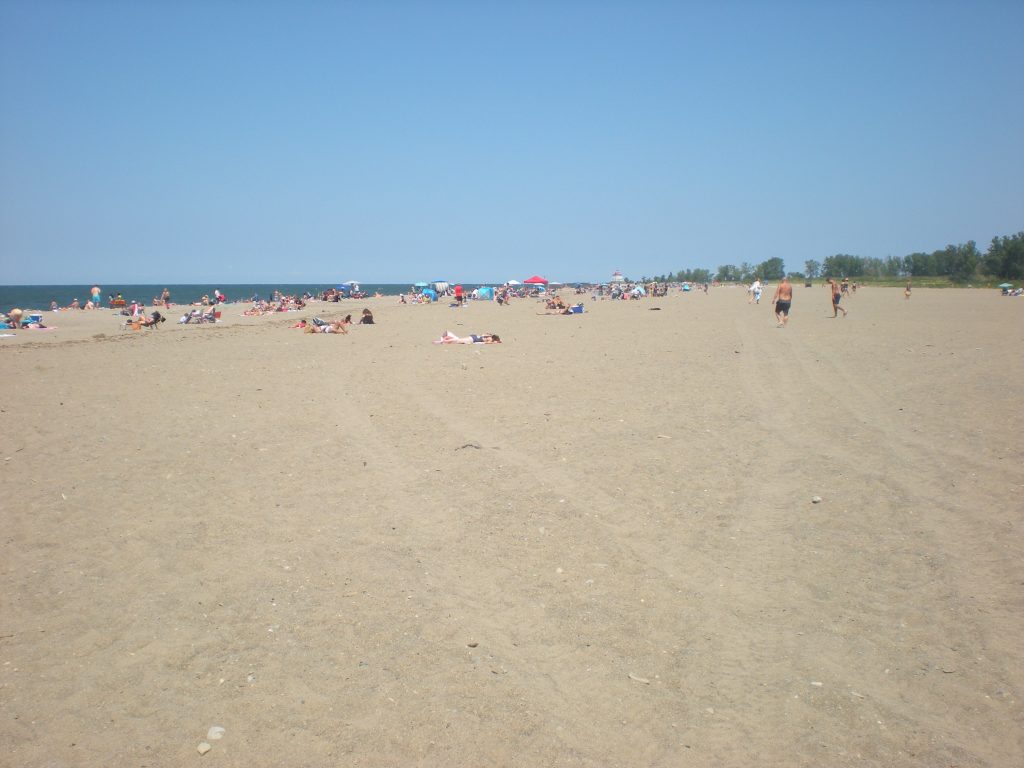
[
  {"left": 771, "top": 276, "right": 792, "bottom": 327},
  {"left": 827, "top": 278, "right": 847, "bottom": 318},
  {"left": 91, "top": 285, "right": 101, "bottom": 307}
]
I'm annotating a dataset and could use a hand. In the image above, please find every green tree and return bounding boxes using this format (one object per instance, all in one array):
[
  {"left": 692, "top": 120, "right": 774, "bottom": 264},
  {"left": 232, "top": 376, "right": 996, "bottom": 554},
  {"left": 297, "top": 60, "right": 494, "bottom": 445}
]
[
  {"left": 906, "top": 252, "right": 934, "bottom": 276},
  {"left": 804, "top": 260, "right": 821, "bottom": 279},
  {"left": 883, "top": 256, "right": 907, "bottom": 277},
  {"left": 823, "top": 254, "right": 864, "bottom": 277},
  {"left": 689, "top": 268, "right": 711, "bottom": 284},
  {"left": 758, "top": 257, "right": 785, "bottom": 280},
  {"left": 716, "top": 264, "right": 740, "bottom": 282},
  {"left": 984, "top": 233, "right": 1024, "bottom": 279},
  {"left": 948, "top": 241, "right": 979, "bottom": 282}
]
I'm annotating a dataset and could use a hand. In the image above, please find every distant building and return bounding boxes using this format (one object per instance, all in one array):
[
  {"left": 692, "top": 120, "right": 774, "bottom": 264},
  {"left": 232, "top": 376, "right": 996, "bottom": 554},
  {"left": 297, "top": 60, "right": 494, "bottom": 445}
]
[{"left": 611, "top": 270, "right": 625, "bottom": 284}]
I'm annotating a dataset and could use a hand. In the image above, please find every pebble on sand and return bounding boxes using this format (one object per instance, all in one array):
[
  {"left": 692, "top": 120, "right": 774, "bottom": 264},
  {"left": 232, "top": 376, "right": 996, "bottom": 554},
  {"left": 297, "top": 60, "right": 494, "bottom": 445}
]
[
  {"left": 197, "top": 742, "right": 212, "bottom": 755},
  {"left": 207, "top": 726, "right": 225, "bottom": 740},
  {"left": 811, "top": 496, "right": 822, "bottom": 504}
]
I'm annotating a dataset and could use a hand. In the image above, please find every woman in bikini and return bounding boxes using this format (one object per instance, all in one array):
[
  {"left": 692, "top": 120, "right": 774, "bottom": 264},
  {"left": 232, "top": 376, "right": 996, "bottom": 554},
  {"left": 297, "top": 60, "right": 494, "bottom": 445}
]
[{"left": 434, "top": 331, "right": 501, "bottom": 344}]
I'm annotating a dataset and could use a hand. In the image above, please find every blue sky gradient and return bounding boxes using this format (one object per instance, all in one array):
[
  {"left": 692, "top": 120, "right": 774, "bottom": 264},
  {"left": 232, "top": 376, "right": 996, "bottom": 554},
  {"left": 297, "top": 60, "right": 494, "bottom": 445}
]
[{"left": 1, "top": 0, "right": 1021, "bottom": 283}]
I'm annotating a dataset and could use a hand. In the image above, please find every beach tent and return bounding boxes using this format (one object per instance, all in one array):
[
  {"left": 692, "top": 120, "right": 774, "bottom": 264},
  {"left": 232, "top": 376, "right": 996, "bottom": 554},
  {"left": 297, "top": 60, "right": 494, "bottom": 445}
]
[
  {"left": 476, "top": 286, "right": 495, "bottom": 300},
  {"left": 524, "top": 275, "right": 549, "bottom": 285},
  {"left": 421, "top": 288, "right": 437, "bottom": 301},
  {"left": 434, "top": 281, "right": 450, "bottom": 294}
]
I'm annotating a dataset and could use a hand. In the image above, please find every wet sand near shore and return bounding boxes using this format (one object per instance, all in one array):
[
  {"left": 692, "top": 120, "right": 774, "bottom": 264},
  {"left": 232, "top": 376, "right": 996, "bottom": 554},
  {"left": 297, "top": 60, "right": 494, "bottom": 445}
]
[{"left": 1, "top": 287, "right": 1022, "bottom": 767}]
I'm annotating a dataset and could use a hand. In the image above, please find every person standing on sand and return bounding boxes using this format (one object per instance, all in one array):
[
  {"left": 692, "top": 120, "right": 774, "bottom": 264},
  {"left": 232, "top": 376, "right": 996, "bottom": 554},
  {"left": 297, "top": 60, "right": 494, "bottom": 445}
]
[
  {"left": 91, "top": 285, "right": 102, "bottom": 306},
  {"left": 161, "top": 288, "right": 171, "bottom": 308},
  {"left": 827, "top": 278, "right": 847, "bottom": 318},
  {"left": 771, "top": 277, "right": 792, "bottom": 327},
  {"left": 904, "top": 282, "right": 912, "bottom": 300}
]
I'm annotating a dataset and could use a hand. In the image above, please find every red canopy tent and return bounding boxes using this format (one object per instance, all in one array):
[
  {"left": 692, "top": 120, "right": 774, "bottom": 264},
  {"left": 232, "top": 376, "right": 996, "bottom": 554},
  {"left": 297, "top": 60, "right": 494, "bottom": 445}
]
[{"left": 523, "top": 275, "right": 549, "bottom": 285}]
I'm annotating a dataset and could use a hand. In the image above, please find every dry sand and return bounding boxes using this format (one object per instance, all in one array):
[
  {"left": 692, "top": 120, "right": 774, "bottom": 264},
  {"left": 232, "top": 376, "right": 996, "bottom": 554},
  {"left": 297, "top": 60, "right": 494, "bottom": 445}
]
[{"left": 1, "top": 287, "right": 1022, "bottom": 767}]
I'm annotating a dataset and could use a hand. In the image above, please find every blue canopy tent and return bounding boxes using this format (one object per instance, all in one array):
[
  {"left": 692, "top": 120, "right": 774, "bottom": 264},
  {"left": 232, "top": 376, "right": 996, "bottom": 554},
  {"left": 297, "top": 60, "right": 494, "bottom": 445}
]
[
  {"left": 336, "top": 282, "right": 359, "bottom": 297},
  {"left": 476, "top": 286, "right": 495, "bottom": 300},
  {"left": 421, "top": 288, "right": 437, "bottom": 301}
]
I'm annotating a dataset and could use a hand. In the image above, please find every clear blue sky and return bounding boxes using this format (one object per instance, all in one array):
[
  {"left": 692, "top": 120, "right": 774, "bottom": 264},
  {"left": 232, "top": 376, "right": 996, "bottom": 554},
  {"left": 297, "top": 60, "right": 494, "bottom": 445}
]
[{"left": 1, "top": 0, "right": 1021, "bottom": 284}]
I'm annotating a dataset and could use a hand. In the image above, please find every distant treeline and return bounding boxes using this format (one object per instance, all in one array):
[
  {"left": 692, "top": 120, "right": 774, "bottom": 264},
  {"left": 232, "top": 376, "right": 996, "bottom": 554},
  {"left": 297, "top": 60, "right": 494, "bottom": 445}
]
[{"left": 644, "top": 231, "right": 1023, "bottom": 283}]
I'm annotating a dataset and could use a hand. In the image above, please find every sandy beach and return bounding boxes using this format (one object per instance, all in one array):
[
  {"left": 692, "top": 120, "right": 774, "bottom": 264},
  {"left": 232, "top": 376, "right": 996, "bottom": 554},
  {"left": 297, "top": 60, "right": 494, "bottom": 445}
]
[{"left": 1, "top": 287, "right": 1022, "bottom": 767}]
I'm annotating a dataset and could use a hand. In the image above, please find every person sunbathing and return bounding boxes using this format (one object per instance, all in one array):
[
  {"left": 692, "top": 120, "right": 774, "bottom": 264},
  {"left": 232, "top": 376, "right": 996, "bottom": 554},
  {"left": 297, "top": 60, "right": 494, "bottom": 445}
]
[
  {"left": 538, "top": 302, "right": 583, "bottom": 315},
  {"left": 179, "top": 308, "right": 215, "bottom": 323},
  {"left": 305, "top": 320, "right": 348, "bottom": 334},
  {"left": 433, "top": 331, "right": 501, "bottom": 344}
]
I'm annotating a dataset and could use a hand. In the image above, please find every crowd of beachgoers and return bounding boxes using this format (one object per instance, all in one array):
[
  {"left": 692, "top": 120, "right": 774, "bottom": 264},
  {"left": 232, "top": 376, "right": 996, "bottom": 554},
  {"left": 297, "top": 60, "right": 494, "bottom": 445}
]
[
  {"left": 0, "top": 280, "right": 676, "bottom": 336},
  {"left": 4, "top": 277, "right": 1020, "bottom": 336}
]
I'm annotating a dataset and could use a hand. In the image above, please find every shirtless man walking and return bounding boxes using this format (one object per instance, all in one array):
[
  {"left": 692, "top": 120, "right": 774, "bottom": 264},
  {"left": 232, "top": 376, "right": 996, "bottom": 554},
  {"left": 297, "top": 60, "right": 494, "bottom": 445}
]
[
  {"left": 827, "top": 278, "right": 848, "bottom": 318},
  {"left": 772, "top": 276, "right": 793, "bottom": 328}
]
